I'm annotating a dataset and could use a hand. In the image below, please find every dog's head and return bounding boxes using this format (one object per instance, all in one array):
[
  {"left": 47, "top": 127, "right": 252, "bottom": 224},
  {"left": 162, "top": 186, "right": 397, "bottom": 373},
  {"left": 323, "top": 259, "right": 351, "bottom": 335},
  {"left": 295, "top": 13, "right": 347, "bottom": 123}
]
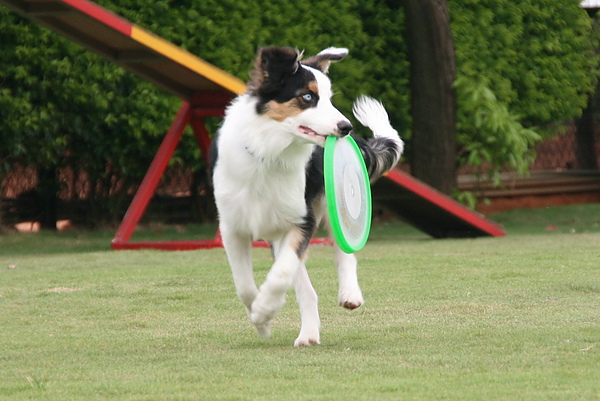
[{"left": 247, "top": 46, "right": 352, "bottom": 146}]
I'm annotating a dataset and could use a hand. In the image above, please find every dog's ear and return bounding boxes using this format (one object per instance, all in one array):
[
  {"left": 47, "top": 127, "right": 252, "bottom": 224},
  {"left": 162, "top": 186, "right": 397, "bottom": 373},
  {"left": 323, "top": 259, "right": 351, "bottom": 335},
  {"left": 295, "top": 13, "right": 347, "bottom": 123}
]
[
  {"left": 249, "top": 47, "right": 303, "bottom": 95},
  {"left": 303, "top": 47, "right": 349, "bottom": 74}
]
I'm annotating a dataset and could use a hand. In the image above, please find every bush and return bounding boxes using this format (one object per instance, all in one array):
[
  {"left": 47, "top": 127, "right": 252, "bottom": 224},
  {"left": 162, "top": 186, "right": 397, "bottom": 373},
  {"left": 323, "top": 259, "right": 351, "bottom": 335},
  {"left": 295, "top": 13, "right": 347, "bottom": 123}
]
[
  {"left": 450, "top": 0, "right": 598, "bottom": 130},
  {"left": 0, "top": 8, "right": 179, "bottom": 225},
  {"left": 455, "top": 76, "right": 541, "bottom": 181}
]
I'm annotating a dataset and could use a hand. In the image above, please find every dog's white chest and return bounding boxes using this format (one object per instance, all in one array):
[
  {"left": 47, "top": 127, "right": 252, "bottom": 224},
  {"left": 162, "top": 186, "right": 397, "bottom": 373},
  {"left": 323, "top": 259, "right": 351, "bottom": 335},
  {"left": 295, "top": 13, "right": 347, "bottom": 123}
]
[
  {"left": 213, "top": 152, "right": 309, "bottom": 241},
  {"left": 212, "top": 94, "right": 320, "bottom": 242}
]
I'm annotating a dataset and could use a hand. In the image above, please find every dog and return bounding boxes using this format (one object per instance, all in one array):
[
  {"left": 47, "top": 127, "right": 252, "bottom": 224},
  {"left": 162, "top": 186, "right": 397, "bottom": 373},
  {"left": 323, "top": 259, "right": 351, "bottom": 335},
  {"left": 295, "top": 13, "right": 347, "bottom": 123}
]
[{"left": 210, "top": 46, "right": 403, "bottom": 346}]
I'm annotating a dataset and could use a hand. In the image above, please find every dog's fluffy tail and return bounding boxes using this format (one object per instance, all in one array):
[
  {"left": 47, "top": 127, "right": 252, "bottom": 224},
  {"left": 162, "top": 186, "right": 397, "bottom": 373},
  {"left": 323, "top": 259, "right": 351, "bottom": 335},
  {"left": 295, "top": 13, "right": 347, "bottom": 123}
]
[{"left": 352, "top": 96, "right": 404, "bottom": 182}]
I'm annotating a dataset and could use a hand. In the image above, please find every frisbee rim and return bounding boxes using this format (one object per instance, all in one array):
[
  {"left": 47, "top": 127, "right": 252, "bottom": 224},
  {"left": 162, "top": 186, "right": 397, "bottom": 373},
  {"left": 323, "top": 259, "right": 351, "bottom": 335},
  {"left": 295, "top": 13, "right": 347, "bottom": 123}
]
[{"left": 324, "top": 135, "right": 372, "bottom": 253}]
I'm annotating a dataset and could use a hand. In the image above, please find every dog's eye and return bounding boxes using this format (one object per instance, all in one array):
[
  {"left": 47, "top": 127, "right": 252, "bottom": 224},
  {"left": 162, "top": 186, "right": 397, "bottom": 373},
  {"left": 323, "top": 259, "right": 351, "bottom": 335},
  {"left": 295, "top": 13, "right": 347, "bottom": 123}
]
[
  {"left": 298, "top": 91, "right": 318, "bottom": 108},
  {"left": 301, "top": 93, "right": 314, "bottom": 103}
]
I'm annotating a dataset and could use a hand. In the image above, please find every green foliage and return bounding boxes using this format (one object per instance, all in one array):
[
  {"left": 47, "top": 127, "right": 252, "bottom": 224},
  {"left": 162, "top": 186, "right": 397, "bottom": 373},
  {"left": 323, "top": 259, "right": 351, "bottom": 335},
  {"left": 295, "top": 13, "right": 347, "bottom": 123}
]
[
  {"left": 450, "top": 0, "right": 598, "bottom": 129},
  {"left": 453, "top": 74, "right": 543, "bottom": 207},
  {"left": 455, "top": 76, "right": 542, "bottom": 180},
  {"left": 0, "top": 8, "right": 180, "bottom": 223},
  {"left": 447, "top": 0, "right": 598, "bottom": 193},
  {"left": 0, "top": 10, "right": 174, "bottom": 173},
  {"left": 96, "top": 0, "right": 409, "bottom": 130}
]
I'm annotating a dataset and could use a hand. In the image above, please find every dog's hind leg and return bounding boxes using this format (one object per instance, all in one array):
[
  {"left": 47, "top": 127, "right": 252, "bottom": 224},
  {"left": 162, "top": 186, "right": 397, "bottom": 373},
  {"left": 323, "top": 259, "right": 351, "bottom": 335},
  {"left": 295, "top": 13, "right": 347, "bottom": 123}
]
[
  {"left": 293, "top": 262, "right": 320, "bottom": 346},
  {"left": 221, "top": 230, "right": 260, "bottom": 319},
  {"left": 335, "top": 243, "right": 364, "bottom": 310},
  {"left": 319, "top": 198, "right": 364, "bottom": 310},
  {"left": 250, "top": 227, "right": 307, "bottom": 337}
]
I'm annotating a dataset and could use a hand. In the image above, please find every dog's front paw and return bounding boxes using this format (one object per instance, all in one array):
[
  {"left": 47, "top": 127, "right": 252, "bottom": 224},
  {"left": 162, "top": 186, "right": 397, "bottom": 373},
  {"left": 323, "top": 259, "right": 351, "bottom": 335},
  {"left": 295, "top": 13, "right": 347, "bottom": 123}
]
[
  {"left": 250, "top": 291, "right": 285, "bottom": 338},
  {"left": 251, "top": 317, "right": 273, "bottom": 339},
  {"left": 249, "top": 302, "right": 277, "bottom": 339},
  {"left": 294, "top": 330, "right": 320, "bottom": 347},
  {"left": 339, "top": 289, "right": 364, "bottom": 310}
]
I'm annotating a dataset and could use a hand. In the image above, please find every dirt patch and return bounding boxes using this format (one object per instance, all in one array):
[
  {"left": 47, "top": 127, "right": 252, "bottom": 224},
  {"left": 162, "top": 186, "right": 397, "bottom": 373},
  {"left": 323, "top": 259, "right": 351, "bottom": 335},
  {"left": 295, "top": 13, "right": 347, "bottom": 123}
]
[{"left": 44, "top": 287, "right": 81, "bottom": 293}]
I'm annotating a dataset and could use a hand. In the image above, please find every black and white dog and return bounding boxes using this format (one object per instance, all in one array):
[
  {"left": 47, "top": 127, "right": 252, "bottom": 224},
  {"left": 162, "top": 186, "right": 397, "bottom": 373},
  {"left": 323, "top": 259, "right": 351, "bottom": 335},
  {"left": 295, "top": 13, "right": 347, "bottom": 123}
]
[{"left": 210, "top": 46, "right": 403, "bottom": 346}]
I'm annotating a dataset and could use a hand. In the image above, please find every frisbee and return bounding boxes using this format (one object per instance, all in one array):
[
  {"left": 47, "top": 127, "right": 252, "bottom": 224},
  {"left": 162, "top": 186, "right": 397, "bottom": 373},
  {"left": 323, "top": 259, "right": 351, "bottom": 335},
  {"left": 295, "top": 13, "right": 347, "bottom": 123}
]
[{"left": 324, "top": 135, "right": 372, "bottom": 253}]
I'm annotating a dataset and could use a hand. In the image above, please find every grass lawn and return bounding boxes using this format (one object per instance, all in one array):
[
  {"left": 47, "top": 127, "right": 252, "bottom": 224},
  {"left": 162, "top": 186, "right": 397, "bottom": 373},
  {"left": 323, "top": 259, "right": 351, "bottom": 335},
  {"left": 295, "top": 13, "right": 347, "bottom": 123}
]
[{"left": 1, "top": 204, "right": 599, "bottom": 400}]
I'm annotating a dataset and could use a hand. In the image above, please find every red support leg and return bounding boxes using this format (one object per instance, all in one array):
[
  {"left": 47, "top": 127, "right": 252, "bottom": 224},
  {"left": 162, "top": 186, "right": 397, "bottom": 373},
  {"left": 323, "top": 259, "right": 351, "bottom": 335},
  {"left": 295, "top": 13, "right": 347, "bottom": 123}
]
[
  {"left": 190, "top": 91, "right": 232, "bottom": 164},
  {"left": 190, "top": 115, "right": 212, "bottom": 166},
  {"left": 111, "top": 101, "right": 191, "bottom": 247}
]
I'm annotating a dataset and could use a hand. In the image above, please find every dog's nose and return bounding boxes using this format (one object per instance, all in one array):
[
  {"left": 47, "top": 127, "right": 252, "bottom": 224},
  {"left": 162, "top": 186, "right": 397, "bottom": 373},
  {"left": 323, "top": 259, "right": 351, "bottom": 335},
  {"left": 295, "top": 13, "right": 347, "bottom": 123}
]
[{"left": 337, "top": 120, "right": 353, "bottom": 137}]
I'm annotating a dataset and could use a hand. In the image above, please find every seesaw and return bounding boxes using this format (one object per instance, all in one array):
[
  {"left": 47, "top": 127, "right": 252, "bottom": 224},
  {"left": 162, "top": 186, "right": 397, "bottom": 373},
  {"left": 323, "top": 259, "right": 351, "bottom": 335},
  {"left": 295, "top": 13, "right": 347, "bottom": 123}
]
[
  {"left": 1, "top": 0, "right": 505, "bottom": 251},
  {"left": 373, "top": 170, "right": 505, "bottom": 238}
]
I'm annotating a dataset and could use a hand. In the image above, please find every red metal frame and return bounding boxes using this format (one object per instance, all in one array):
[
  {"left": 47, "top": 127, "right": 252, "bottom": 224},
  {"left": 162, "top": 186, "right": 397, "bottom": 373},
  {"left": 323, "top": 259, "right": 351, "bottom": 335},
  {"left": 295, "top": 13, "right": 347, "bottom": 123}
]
[
  {"left": 111, "top": 92, "right": 333, "bottom": 250},
  {"left": 381, "top": 170, "right": 506, "bottom": 237},
  {"left": 60, "top": 0, "right": 133, "bottom": 35}
]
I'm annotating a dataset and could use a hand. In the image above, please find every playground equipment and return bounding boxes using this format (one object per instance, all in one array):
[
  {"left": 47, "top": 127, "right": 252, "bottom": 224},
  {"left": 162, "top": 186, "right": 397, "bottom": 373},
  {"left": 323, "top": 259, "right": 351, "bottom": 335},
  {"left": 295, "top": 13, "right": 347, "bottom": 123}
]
[
  {"left": 1, "top": 0, "right": 246, "bottom": 249},
  {"left": 373, "top": 170, "right": 505, "bottom": 238},
  {"left": 1, "top": 0, "right": 505, "bottom": 250}
]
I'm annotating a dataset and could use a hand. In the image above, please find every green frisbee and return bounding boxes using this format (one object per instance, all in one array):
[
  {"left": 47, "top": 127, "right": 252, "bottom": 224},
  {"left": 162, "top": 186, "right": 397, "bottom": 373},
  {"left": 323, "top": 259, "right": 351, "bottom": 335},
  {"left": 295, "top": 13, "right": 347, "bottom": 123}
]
[{"left": 324, "top": 135, "right": 372, "bottom": 253}]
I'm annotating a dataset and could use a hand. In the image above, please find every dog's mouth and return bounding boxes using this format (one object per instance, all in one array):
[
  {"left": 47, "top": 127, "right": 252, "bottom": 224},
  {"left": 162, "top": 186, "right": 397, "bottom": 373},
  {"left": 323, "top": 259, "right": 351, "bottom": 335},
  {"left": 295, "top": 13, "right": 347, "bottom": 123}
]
[
  {"left": 298, "top": 125, "right": 329, "bottom": 143},
  {"left": 298, "top": 125, "right": 324, "bottom": 137}
]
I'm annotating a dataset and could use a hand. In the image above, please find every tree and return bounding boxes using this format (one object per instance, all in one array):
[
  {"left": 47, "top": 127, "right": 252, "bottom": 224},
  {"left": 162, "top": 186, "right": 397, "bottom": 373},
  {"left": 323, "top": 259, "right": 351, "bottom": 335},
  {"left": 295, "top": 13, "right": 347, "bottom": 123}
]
[
  {"left": 450, "top": 0, "right": 598, "bottom": 181},
  {"left": 402, "top": 0, "right": 457, "bottom": 194}
]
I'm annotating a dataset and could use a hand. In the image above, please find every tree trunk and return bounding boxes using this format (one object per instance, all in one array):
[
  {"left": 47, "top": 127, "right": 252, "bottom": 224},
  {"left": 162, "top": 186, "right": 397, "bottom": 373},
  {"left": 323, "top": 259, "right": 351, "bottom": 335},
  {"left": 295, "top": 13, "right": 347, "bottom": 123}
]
[
  {"left": 37, "top": 165, "right": 58, "bottom": 230},
  {"left": 575, "top": 91, "right": 599, "bottom": 170},
  {"left": 402, "top": 0, "right": 457, "bottom": 194},
  {"left": 575, "top": 12, "right": 599, "bottom": 171}
]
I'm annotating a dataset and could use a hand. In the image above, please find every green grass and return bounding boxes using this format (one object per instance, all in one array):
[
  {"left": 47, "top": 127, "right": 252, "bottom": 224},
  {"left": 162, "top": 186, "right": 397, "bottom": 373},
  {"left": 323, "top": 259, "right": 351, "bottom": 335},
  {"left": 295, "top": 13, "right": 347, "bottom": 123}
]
[{"left": 1, "top": 204, "right": 599, "bottom": 400}]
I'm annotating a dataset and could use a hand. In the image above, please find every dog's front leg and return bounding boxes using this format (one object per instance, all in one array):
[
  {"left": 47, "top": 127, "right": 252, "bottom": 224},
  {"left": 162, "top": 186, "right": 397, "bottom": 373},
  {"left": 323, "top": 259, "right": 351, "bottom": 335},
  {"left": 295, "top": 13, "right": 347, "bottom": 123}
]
[
  {"left": 221, "top": 229, "right": 258, "bottom": 317},
  {"left": 335, "top": 243, "right": 364, "bottom": 310},
  {"left": 250, "top": 227, "right": 307, "bottom": 338}
]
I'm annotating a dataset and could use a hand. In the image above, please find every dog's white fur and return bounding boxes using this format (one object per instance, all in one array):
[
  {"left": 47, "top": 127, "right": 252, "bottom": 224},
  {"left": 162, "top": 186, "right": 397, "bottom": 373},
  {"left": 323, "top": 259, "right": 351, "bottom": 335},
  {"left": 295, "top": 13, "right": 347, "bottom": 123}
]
[{"left": 211, "top": 47, "right": 403, "bottom": 346}]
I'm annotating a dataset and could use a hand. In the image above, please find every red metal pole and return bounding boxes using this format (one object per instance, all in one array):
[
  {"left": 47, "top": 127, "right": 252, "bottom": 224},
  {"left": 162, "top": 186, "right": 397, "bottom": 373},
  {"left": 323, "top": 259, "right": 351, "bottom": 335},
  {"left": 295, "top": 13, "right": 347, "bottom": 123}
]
[
  {"left": 190, "top": 91, "right": 231, "bottom": 165},
  {"left": 111, "top": 101, "right": 191, "bottom": 245},
  {"left": 190, "top": 115, "right": 212, "bottom": 165}
]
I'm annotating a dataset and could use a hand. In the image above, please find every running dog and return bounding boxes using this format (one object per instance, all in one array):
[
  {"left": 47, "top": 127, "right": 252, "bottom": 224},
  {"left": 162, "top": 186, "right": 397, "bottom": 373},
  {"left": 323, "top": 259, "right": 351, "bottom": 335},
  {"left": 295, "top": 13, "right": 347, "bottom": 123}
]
[{"left": 210, "top": 46, "right": 403, "bottom": 346}]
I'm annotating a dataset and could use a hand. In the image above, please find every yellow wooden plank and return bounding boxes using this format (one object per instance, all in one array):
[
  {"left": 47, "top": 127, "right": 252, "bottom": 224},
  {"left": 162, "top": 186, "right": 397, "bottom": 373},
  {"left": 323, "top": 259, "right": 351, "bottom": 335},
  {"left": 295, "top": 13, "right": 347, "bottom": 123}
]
[{"left": 130, "top": 25, "right": 246, "bottom": 95}]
